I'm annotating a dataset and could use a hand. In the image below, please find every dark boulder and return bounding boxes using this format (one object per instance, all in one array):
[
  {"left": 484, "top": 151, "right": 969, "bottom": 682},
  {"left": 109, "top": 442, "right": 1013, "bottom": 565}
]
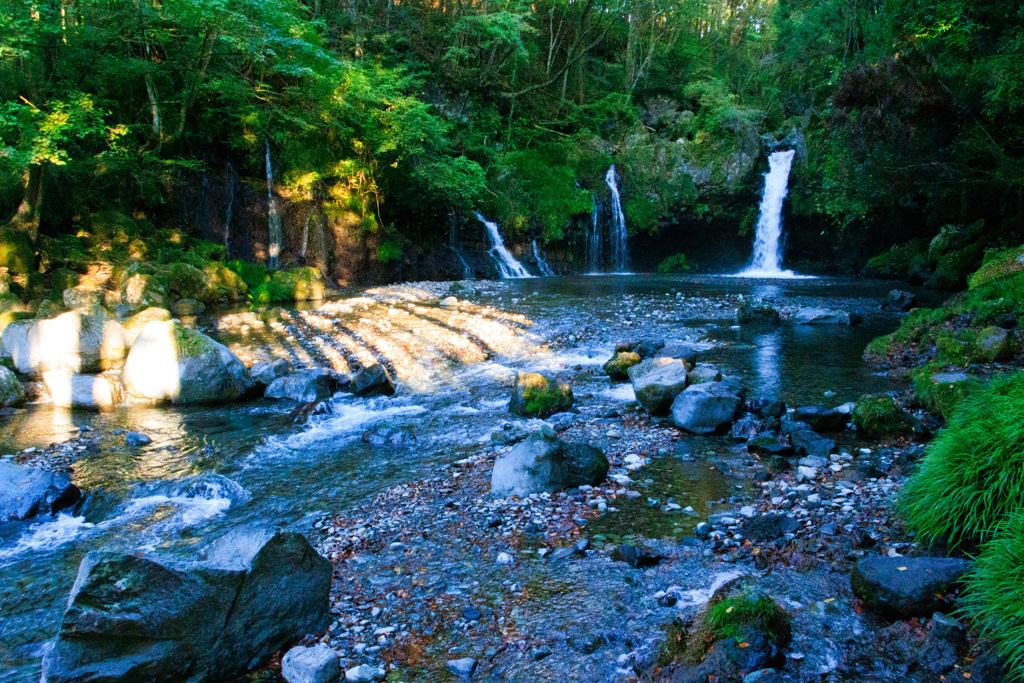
[
  {"left": 350, "top": 363, "right": 395, "bottom": 397},
  {"left": 490, "top": 428, "right": 607, "bottom": 496},
  {"left": 629, "top": 358, "right": 690, "bottom": 416},
  {"left": 792, "top": 406, "right": 849, "bottom": 432},
  {"left": 741, "top": 514, "right": 800, "bottom": 542},
  {"left": 737, "top": 302, "right": 781, "bottom": 326},
  {"left": 883, "top": 289, "right": 918, "bottom": 312},
  {"left": 731, "top": 415, "right": 762, "bottom": 441},
  {"left": 42, "top": 528, "right": 332, "bottom": 683},
  {"left": 0, "top": 462, "right": 81, "bottom": 521},
  {"left": 790, "top": 430, "right": 836, "bottom": 459},
  {"left": 850, "top": 555, "right": 973, "bottom": 617},
  {"left": 670, "top": 382, "right": 742, "bottom": 435},
  {"left": 747, "top": 432, "right": 793, "bottom": 456}
]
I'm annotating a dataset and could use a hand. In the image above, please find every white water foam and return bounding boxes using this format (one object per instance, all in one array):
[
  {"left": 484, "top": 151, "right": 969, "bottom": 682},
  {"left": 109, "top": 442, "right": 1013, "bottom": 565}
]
[
  {"left": 279, "top": 400, "right": 428, "bottom": 449},
  {"left": 601, "top": 384, "right": 636, "bottom": 402},
  {"left": 670, "top": 570, "right": 746, "bottom": 608},
  {"left": 476, "top": 212, "right": 534, "bottom": 279},
  {"left": 0, "top": 515, "right": 94, "bottom": 564}
]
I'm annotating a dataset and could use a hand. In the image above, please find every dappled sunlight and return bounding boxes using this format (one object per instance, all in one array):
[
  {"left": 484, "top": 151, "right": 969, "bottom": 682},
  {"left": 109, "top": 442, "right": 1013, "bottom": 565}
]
[{"left": 217, "top": 289, "right": 542, "bottom": 392}]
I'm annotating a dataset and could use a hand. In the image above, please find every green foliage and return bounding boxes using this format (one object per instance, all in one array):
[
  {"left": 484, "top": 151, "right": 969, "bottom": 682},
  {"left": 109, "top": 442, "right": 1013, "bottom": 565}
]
[
  {"left": 657, "top": 253, "right": 692, "bottom": 273},
  {"left": 911, "top": 362, "right": 982, "bottom": 418},
  {"left": 958, "top": 511, "right": 1024, "bottom": 681},
  {"left": 377, "top": 240, "right": 402, "bottom": 264},
  {"left": 899, "top": 372, "right": 1024, "bottom": 548},
  {"left": 704, "top": 594, "right": 790, "bottom": 643},
  {"left": 863, "top": 240, "right": 928, "bottom": 279},
  {"left": 852, "top": 394, "right": 911, "bottom": 437}
]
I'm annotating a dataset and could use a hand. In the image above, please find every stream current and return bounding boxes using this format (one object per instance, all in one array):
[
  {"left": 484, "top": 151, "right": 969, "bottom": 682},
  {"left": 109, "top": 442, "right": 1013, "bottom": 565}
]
[{"left": 0, "top": 274, "right": 915, "bottom": 682}]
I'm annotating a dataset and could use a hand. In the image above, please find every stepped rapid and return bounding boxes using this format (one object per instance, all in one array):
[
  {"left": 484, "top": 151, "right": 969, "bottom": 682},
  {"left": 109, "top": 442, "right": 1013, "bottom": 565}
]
[{"left": 737, "top": 149, "right": 808, "bottom": 278}]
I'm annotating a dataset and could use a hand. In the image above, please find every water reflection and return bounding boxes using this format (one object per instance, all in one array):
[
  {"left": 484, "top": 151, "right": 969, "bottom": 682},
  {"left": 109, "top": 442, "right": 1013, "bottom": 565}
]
[{"left": 754, "top": 332, "right": 781, "bottom": 397}]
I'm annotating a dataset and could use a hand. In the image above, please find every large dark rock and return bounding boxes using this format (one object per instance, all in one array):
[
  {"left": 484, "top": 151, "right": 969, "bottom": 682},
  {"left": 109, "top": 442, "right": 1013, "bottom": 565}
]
[
  {"left": 741, "top": 514, "right": 800, "bottom": 542},
  {"left": 0, "top": 462, "right": 81, "bottom": 521},
  {"left": 250, "top": 358, "right": 293, "bottom": 388},
  {"left": 792, "top": 406, "right": 848, "bottom": 432},
  {"left": 737, "top": 302, "right": 781, "bottom": 326},
  {"left": 851, "top": 556, "right": 973, "bottom": 617},
  {"left": 508, "top": 371, "right": 573, "bottom": 418},
  {"left": 671, "top": 629, "right": 782, "bottom": 683},
  {"left": 43, "top": 528, "right": 332, "bottom": 683},
  {"left": 793, "top": 307, "right": 863, "bottom": 325},
  {"left": 731, "top": 415, "right": 762, "bottom": 441},
  {"left": 628, "top": 358, "right": 690, "bottom": 416},
  {"left": 883, "top": 289, "right": 918, "bottom": 312},
  {"left": 670, "top": 382, "right": 742, "bottom": 435},
  {"left": 266, "top": 369, "right": 339, "bottom": 402},
  {"left": 790, "top": 430, "right": 836, "bottom": 458},
  {"left": 490, "top": 428, "right": 607, "bottom": 496},
  {"left": 350, "top": 363, "right": 395, "bottom": 397}
]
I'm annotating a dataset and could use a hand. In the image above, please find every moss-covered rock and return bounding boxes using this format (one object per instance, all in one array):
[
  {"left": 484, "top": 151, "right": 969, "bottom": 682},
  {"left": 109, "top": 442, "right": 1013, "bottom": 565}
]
[
  {"left": 203, "top": 263, "right": 248, "bottom": 303},
  {"left": 737, "top": 301, "right": 781, "bottom": 325},
  {"left": 156, "top": 262, "right": 207, "bottom": 300},
  {"left": 863, "top": 239, "right": 928, "bottom": 279},
  {"left": 509, "top": 371, "right": 573, "bottom": 418},
  {"left": 970, "top": 246, "right": 1024, "bottom": 290},
  {"left": 976, "top": 326, "right": 1020, "bottom": 362},
  {"left": 852, "top": 394, "right": 913, "bottom": 437},
  {"left": 912, "top": 364, "right": 982, "bottom": 418},
  {"left": 926, "top": 243, "right": 984, "bottom": 290},
  {"left": 121, "top": 274, "right": 166, "bottom": 311},
  {"left": 0, "top": 227, "right": 35, "bottom": 279},
  {"left": 122, "top": 307, "right": 172, "bottom": 344},
  {"left": 0, "top": 310, "right": 31, "bottom": 334},
  {"left": 603, "top": 351, "right": 641, "bottom": 380}
]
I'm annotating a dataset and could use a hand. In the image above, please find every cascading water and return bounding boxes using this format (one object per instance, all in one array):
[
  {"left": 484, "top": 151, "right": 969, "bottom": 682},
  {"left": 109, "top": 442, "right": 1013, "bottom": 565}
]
[
  {"left": 476, "top": 212, "right": 533, "bottom": 278},
  {"left": 588, "top": 196, "right": 603, "bottom": 273},
  {"left": 265, "top": 141, "right": 282, "bottom": 270},
  {"left": 738, "top": 150, "right": 806, "bottom": 278},
  {"left": 533, "top": 239, "right": 555, "bottom": 276},
  {"left": 605, "top": 165, "right": 629, "bottom": 272}
]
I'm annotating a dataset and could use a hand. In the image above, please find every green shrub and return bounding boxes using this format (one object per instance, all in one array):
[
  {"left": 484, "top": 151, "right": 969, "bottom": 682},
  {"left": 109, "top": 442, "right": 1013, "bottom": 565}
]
[
  {"left": 958, "top": 511, "right": 1024, "bottom": 680},
  {"left": 226, "top": 260, "right": 271, "bottom": 291},
  {"left": 852, "top": 394, "right": 911, "bottom": 436},
  {"left": 899, "top": 372, "right": 1024, "bottom": 549},
  {"left": 657, "top": 253, "right": 692, "bottom": 273}
]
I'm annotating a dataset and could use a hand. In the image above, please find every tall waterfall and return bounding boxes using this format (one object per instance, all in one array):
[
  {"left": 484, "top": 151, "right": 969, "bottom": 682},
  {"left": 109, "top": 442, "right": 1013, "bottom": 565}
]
[
  {"left": 224, "top": 163, "right": 236, "bottom": 258},
  {"left": 588, "top": 195, "right": 603, "bottom": 273},
  {"left": 533, "top": 239, "right": 555, "bottom": 276},
  {"left": 476, "top": 212, "right": 533, "bottom": 279},
  {"left": 605, "top": 165, "right": 629, "bottom": 272},
  {"left": 739, "top": 150, "right": 799, "bottom": 278},
  {"left": 265, "top": 141, "right": 282, "bottom": 270}
]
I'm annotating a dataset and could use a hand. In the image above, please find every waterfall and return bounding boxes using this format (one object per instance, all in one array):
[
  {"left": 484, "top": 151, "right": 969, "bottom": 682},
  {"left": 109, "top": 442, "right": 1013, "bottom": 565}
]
[
  {"left": 738, "top": 150, "right": 801, "bottom": 278},
  {"left": 475, "top": 212, "right": 533, "bottom": 279},
  {"left": 452, "top": 247, "right": 473, "bottom": 279},
  {"left": 301, "top": 211, "right": 311, "bottom": 261},
  {"left": 265, "top": 141, "right": 282, "bottom": 270},
  {"left": 605, "top": 165, "right": 629, "bottom": 272},
  {"left": 224, "top": 163, "right": 236, "bottom": 258},
  {"left": 588, "top": 195, "right": 603, "bottom": 273},
  {"left": 533, "top": 239, "right": 555, "bottom": 276}
]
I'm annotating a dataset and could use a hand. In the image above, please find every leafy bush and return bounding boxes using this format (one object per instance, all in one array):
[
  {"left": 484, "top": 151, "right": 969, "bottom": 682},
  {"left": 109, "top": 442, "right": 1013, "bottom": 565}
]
[
  {"left": 899, "top": 372, "right": 1024, "bottom": 549},
  {"left": 852, "top": 394, "right": 911, "bottom": 436},
  {"left": 657, "top": 253, "right": 692, "bottom": 273},
  {"left": 958, "top": 511, "right": 1024, "bottom": 680}
]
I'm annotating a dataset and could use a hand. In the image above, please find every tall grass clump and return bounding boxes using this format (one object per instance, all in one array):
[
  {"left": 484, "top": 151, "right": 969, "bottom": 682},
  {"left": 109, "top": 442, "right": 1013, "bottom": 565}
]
[
  {"left": 898, "top": 371, "right": 1024, "bottom": 549},
  {"left": 958, "top": 511, "right": 1024, "bottom": 680}
]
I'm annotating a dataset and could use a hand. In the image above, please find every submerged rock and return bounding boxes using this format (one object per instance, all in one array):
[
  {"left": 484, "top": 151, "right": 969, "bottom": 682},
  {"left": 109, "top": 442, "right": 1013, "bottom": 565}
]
[
  {"left": 508, "top": 370, "right": 572, "bottom": 418},
  {"left": 670, "top": 382, "right": 742, "bottom": 435},
  {"left": 350, "top": 363, "right": 395, "bottom": 397},
  {"left": 792, "top": 406, "right": 848, "bottom": 432},
  {"left": 490, "top": 428, "right": 607, "bottom": 496},
  {"left": 122, "top": 321, "right": 254, "bottom": 404},
  {"left": 266, "top": 368, "right": 338, "bottom": 403},
  {"left": 851, "top": 556, "right": 973, "bottom": 617},
  {"left": 628, "top": 357, "right": 690, "bottom": 416},
  {"left": 43, "top": 528, "right": 331, "bottom": 683},
  {"left": 0, "top": 462, "right": 81, "bottom": 521}
]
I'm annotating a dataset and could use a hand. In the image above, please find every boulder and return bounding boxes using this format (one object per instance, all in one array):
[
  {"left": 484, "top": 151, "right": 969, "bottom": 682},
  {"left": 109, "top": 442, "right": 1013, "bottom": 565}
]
[
  {"left": 687, "top": 363, "right": 722, "bottom": 385},
  {"left": 63, "top": 285, "right": 104, "bottom": 310},
  {"left": 4, "top": 312, "right": 127, "bottom": 376},
  {"left": 350, "top": 363, "right": 395, "bottom": 397},
  {"left": 122, "top": 321, "right": 254, "bottom": 404},
  {"left": 635, "top": 338, "right": 666, "bottom": 359},
  {"left": 737, "top": 302, "right": 781, "bottom": 325},
  {"left": 602, "top": 351, "right": 641, "bottom": 380},
  {"left": 508, "top": 371, "right": 572, "bottom": 418},
  {"left": 792, "top": 406, "right": 848, "bottom": 432},
  {"left": 251, "top": 358, "right": 293, "bottom": 388},
  {"left": 44, "top": 370, "right": 124, "bottom": 411},
  {"left": 793, "top": 307, "right": 863, "bottom": 325},
  {"left": 790, "top": 430, "right": 835, "bottom": 458},
  {"left": 121, "top": 274, "right": 166, "bottom": 311},
  {"left": 0, "top": 365, "right": 25, "bottom": 407},
  {"left": 747, "top": 433, "right": 793, "bottom": 456},
  {"left": 741, "top": 514, "right": 800, "bottom": 542},
  {"left": 882, "top": 289, "right": 918, "bottom": 312},
  {"left": 851, "top": 556, "right": 973, "bottom": 617},
  {"left": 439, "top": 296, "right": 459, "bottom": 308},
  {"left": 282, "top": 644, "right": 340, "bottom": 683},
  {"left": 730, "top": 415, "right": 762, "bottom": 441},
  {"left": 976, "top": 326, "right": 1019, "bottom": 362},
  {"left": 171, "top": 298, "right": 206, "bottom": 317},
  {"left": 42, "top": 528, "right": 332, "bottom": 683},
  {"left": 670, "top": 382, "right": 742, "bottom": 435},
  {"left": 122, "top": 307, "right": 172, "bottom": 344},
  {"left": 628, "top": 358, "right": 690, "bottom": 416},
  {"left": 655, "top": 344, "right": 698, "bottom": 364},
  {"left": 0, "top": 462, "right": 81, "bottom": 521},
  {"left": 266, "top": 369, "right": 338, "bottom": 403},
  {"left": 490, "top": 428, "right": 608, "bottom": 497}
]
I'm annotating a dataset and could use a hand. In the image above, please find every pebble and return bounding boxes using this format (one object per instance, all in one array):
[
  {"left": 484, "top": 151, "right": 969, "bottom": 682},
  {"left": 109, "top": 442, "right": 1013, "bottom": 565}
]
[
  {"left": 446, "top": 658, "right": 477, "bottom": 679},
  {"left": 496, "top": 552, "right": 514, "bottom": 564},
  {"left": 344, "top": 664, "right": 384, "bottom": 683}
]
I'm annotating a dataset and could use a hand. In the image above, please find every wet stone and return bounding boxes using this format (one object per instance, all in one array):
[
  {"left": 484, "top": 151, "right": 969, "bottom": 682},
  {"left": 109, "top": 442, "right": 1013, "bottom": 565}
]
[{"left": 445, "top": 658, "right": 477, "bottom": 679}]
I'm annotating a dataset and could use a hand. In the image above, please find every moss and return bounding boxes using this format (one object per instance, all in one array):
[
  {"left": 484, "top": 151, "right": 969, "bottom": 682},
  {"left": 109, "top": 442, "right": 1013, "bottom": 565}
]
[
  {"left": 927, "top": 243, "right": 984, "bottom": 290},
  {"left": 970, "top": 246, "right": 1024, "bottom": 290},
  {"left": 510, "top": 371, "right": 573, "bottom": 418},
  {"left": 0, "top": 227, "right": 35, "bottom": 278},
  {"left": 603, "top": 351, "right": 641, "bottom": 380},
  {"left": 157, "top": 262, "right": 207, "bottom": 300},
  {"left": 657, "top": 252, "right": 692, "bottom": 273},
  {"left": 203, "top": 263, "right": 248, "bottom": 303},
  {"left": 852, "top": 394, "right": 912, "bottom": 436},
  {"left": 911, "top": 362, "right": 982, "bottom": 418},
  {"left": 863, "top": 239, "right": 927, "bottom": 279},
  {"left": 171, "top": 322, "right": 215, "bottom": 359},
  {"left": 0, "top": 310, "right": 30, "bottom": 333},
  {"left": 686, "top": 592, "right": 791, "bottom": 664}
]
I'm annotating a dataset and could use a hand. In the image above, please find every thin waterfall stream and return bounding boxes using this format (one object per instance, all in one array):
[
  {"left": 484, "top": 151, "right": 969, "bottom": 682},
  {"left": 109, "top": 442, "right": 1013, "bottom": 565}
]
[
  {"left": 476, "top": 212, "right": 533, "bottom": 278},
  {"left": 265, "top": 141, "right": 282, "bottom": 270},
  {"left": 605, "top": 165, "right": 629, "bottom": 272},
  {"left": 737, "top": 149, "right": 808, "bottom": 278},
  {"left": 533, "top": 239, "right": 555, "bottom": 276}
]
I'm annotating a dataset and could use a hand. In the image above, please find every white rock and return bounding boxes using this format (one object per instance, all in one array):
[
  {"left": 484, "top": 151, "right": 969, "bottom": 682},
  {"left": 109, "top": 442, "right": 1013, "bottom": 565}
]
[
  {"left": 282, "top": 644, "right": 340, "bottom": 683},
  {"left": 345, "top": 664, "right": 384, "bottom": 683},
  {"left": 496, "top": 552, "right": 514, "bottom": 564}
]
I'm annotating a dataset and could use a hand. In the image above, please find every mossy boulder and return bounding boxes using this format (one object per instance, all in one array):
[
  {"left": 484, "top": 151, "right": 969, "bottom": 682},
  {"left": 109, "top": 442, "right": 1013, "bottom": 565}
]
[
  {"left": 203, "top": 263, "right": 248, "bottom": 303},
  {"left": 0, "top": 366, "right": 25, "bottom": 407},
  {"left": 926, "top": 244, "right": 984, "bottom": 291},
  {"left": 122, "top": 307, "right": 172, "bottom": 344},
  {"left": 0, "top": 310, "right": 31, "bottom": 334},
  {"left": 0, "top": 227, "right": 35, "bottom": 279},
  {"left": 912, "top": 365, "right": 981, "bottom": 418},
  {"left": 63, "top": 284, "right": 104, "bottom": 310},
  {"left": 121, "top": 274, "right": 166, "bottom": 311},
  {"left": 156, "top": 262, "right": 207, "bottom": 301},
  {"left": 863, "top": 239, "right": 928, "bottom": 280},
  {"left": 975, "top": 326, "right": 1019, "bottom": 362},
  {"left": 509, "top": 371, "right": 573, "bottom": 418},
  {"left": 970, "top": 246, "right": 1024, "bottom": 290},
  {"left": 737, "top": 302, "right": 781, "bottom": 325},
  {"left": 927, "top": 221, "right": 985, "bottom": 266},
  {"left": 122, "top": 320, "right": 254, "bottom": 404},
  {"left": 602, "top": 351, "right": 641, "bottom": 380},
  {"left": 852, "top": 394, "right": 913, "bottom": 437}
]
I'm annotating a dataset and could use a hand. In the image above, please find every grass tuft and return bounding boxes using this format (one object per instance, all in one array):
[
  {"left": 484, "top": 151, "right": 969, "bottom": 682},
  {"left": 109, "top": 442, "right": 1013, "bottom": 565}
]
[{"left": 898, "top": 371, "right": 1024, "bottom": 550}]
